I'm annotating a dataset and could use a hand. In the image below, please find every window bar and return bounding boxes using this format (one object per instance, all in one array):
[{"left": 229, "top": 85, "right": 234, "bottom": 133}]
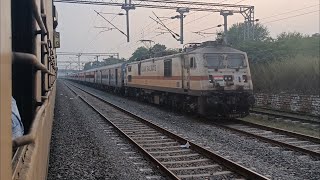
[
  {"left": 12, "top": 52, "right": 54, "bottom": 76},
  {"left": 32, "top": 0, "right": 47, "bottom": 35}
]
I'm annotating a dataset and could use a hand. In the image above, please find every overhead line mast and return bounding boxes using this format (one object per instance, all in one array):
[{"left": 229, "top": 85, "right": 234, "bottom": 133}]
[{"left": 55, "top": 0, "right": 255, "bottom": 42}]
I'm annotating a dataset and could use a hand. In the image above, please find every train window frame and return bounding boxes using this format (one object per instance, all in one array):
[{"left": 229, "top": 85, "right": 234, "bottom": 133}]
[
  {"left": 164, "top": 59, "right": 172, "bottom": 77},
  {"left": 190, "top": 57, "right": 196, "bottom": 69}
]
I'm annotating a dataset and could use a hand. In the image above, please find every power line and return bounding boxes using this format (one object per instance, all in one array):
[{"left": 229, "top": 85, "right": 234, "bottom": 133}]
[
  {"left": 150, "top": 12, "right": 180, "bottom": 38},
  {"left": 170, "top": 0, "right": 246, "bottom": 30},
  {"left": 194, "top": 24, "right": 223, "bottom": 33},
  {"left": 94, "top": 10, "right": 127, "bottom": 37},
  {"left": 260, "top": 4, "right": 319, "bottom": 20},
  {"left": 114, "top": 3, "right": 318, "bottom": 57},
  {"left": 78, "top": 2, "right": 114, "bottom": 53},
  {"left": 112, "top": 2, "right": 319, "bottom": 58},
  {"left": 263, "top": 10, "right": 319, "bottom": 24}
]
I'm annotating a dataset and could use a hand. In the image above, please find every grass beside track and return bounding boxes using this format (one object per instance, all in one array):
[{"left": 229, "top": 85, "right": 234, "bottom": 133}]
[{"left": 240, "top": 116, "right": 320, "bottom": 138}]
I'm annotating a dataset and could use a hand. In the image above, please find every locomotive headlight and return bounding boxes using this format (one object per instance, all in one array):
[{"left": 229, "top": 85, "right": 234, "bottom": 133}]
[
  {"left": 223, "top": 75, "right": 233, "bottom": 81},
  {"left": 209, "top": 75, "right": 214, "bottom": 83}
]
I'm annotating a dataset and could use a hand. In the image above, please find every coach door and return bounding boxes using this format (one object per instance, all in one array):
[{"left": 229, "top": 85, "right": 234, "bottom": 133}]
[
  {"left": 94, "top": 71, "right": 97, "bottom": 83},
  {"left": 108, "top": 69, "right": 111, "bottom": 85},
  {"left": 182, "top": 55, "right": 190, "bottom": 91},
  {"left": 115, "top": 68, "right": 118, "bottom": 86},
  {"left": 100, "top": 70, "right": 102, "bottom": 84}
]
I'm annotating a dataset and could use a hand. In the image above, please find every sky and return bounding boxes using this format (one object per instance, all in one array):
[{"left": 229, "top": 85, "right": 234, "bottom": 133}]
[{"left": 54, "top": 0, "right": 320, "bottom": 69}]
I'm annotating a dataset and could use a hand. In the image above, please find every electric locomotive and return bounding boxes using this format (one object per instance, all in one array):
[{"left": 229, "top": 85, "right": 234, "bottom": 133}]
[
  {"left": 125, "top": 41, "right": 255, "bottom": 117},
  {"left": 68, "top": 41, "right": 255, "bottom": 117}
]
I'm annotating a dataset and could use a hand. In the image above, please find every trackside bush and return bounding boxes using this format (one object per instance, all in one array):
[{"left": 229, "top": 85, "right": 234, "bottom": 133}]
[{"left": 251, "top": 55, "right": 319, "bottom": 94}]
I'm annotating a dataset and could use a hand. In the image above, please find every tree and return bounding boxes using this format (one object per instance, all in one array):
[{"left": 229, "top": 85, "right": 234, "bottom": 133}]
[
  {"left": 226, "top": 23, "right": 270, "bottom": 46},
  {"left": 129, "top": 46, "right": 149, "bottom": 61},
  {"left": 150, "top": 44, "right": 166, "bottom": 55},
  {"left": 275, "top": 32, "right": 319, "bottom": 58},
  {"left": 103, "top": 57, "right": 125, "bottom": 65},
  {"left": 83, "top": 62, "right": 92, "bottom": 70},
  {"left": 129, "top": 43, "right": 177, "bottom": 61}
]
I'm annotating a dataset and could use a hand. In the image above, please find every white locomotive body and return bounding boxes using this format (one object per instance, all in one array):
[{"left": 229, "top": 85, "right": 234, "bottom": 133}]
[{"left": 68, "top": 41, "right": 255, "bottom": 117}]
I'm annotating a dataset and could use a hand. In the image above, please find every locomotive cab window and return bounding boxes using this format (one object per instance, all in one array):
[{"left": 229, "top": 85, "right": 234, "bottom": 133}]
[
  {"left": 205, "top": 54, "right": 224, "bottom": 69},
  {"left": 190, "top": 57, "right": 196, "bottom": 69},
  {"left": 227, "top": 54, "right": 247, "bottom": 69},
  {"left": 164, "top": 59, "right": 172, "bottom": 77}
]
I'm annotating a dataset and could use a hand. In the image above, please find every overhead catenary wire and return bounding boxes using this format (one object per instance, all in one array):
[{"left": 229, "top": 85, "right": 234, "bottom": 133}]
[
  {"left": 130, "top": 6, "right": 319, "bottom": 57},
  {"left": 133, "top": 0, "right": 234, "bottom": 41},
  {"left": 113, "top": 0, "right": 236, "bottom": 50},
  {"left": 108, "top": 1, "right": 318, "bottom": 59},
  {"left": 259, "top": 4, "right": 319, "bottom": 20},
  {"left": 194, "top": 24, "right": 223, "bottom": 33},
  {"left": 94, "top": 10, "right": 127, "bottom": 37},
  {"left": 149, "top": 16, "right": 178, "bottom": 36},
  {"left": 151, "top": 11, "right": 180, "bottom": 39},
  {"left": 78, "top": 2, "right": 118, "bottom": 54},
  {"left": 262, "top": 10, "right": 320, "bottom": 24}
]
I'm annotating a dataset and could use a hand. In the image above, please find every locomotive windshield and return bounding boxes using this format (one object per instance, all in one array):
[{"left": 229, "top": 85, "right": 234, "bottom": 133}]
[
  {"left": 227, "top": 54, "right": 246, "bottom": 68},
  {"left": 205, "top": 53, "right": 246, "bottom": 69},
  {"left": 205, "top": 54, "right": 224, "bottom": 69}
]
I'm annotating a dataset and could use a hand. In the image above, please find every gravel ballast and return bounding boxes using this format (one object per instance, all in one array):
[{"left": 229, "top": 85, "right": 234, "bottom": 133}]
[
  {"left": 68, "top": 80, "right": 320, "bottom": 180},
  {"left": 48, "top": 80, "right": 164, "bottom": 180}
]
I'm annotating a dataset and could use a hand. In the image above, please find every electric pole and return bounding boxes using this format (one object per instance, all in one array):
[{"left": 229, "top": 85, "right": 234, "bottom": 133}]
[
  {"left": 220, "top": 10, "right": 233, "bottom": 44},
  {"left": 177, "top": 8, "right": 189, "bottom": 44},
  {"left": 122, "top": 0, "right": 135, "bottom": 42},
  {"left": 77, "top": 54, "right": 81, "bottom": 71}
]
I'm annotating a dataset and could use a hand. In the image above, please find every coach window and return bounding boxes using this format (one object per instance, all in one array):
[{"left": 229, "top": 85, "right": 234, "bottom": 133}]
[
  {"left": 164, "top": 59, "right": 172, "bottom": 77},
  {"left": 190, "top": 57, "right": 196, "bottom": 69},
  {"left": 128, "top": 66, "right": 132, "bottom": 72}
]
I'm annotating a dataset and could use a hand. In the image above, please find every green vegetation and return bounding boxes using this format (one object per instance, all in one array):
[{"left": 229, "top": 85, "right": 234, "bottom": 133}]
[
  {"left": 83, "top": 56, "right": 126, "bottom": 70},
  {"left": 129, "top": 43, "right": 179, "bottom": 62},
  {"left": 251, "top": 55, "right": 319, "bottom": 94},
  {"left": 227, "top": 23, "right": 319, "bottom": 94}
]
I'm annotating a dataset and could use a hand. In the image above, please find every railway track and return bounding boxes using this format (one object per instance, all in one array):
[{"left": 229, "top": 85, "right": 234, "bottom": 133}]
[
  {"left": 216, "top": 119, "right": 320, "bottom": 158},
  {"left": 65, "top": 81, "right": 268, "bottom": 180},
  {"left": 249, "top": 109, "right": 320, "bottom": 126}
]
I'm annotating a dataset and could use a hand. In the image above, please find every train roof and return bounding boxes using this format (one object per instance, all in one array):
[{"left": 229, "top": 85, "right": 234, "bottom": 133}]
[
  {"left": 82, "top": 62, "right": 124, "bottom": 73},
  {"left": 185, "top": 41, "right": 245, "bottom": 54},
  {"left": 128, "top": 42, "right": 246, "bottom": 65},
  {"left": 187, "top": 46, "right": 245, "bottom": 54},
  {"left": 76, "top": 41, "right": 246, "bottom": 73}
]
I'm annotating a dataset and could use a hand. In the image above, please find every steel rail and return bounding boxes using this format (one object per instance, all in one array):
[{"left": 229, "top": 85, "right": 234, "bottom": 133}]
[
  {"left": 215, "top": 119, "right": 320, "bottom": 158},
  {"left": 249, "top": 109, "right": 320, "bottom": 125},
  {"left": 65, "top": 81, "right": 269, "bottom": 180},
  {"left": 65, "top": 83, "right": 180, "bottom": 180},
  {"left": 233, "top": 119, "right": 320, "bottom": 144}
]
